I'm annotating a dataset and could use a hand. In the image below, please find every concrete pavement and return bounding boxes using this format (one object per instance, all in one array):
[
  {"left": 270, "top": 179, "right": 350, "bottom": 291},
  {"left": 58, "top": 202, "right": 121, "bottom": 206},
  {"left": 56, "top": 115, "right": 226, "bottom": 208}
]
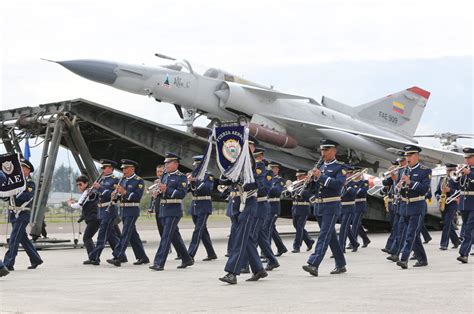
[{"left": 0, "top": 220, "right": 473, "bottom": 312}]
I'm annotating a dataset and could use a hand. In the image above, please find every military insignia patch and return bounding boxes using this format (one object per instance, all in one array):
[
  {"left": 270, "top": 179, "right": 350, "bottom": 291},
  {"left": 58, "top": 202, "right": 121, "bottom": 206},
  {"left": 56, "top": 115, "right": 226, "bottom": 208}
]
[
  {"left": 2, "top": 161, "right": 14, "bottom": 175},
  {"left": 28, "top": 187, "right": 33, "bottom": 192},
  {"left": 341, "top": 169, "right": 347, "bottom": 176},
  {"left": 256, "top": 168, "right": 262, "bottom": 175},
  {"left": 266, "top": 175, "right": 272, "bottom": 181},
  {"left": 222, "top": 139, "right": 241, "bottom": 163},
  {"left": 182, "top": 182, "right": 187, "bottom": 187},
  {"left": 138, "top": 184, "right": 143, "bottom": 189},
  {"left": 209, "top": 176, "right": 214, "bottom": 181}
]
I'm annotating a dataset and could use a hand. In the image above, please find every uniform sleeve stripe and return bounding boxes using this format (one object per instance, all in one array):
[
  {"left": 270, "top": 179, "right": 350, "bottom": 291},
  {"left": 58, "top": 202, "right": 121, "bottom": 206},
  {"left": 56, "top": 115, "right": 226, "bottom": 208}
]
[{"left": 324, "top": 177, "right": 331, "bottom": 187}]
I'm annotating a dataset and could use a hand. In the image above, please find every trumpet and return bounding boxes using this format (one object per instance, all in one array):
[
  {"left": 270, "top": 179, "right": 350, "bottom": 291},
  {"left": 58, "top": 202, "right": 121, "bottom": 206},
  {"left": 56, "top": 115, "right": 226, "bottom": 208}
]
[
  {"left": 382, "top": 166, "right": 405, "bottom": 179},
  {"left": 450, "top": 165, "right": 469, "bottom": 181},
  {"left": 147, "top": 182, "right": 160, "bottom": 192}
]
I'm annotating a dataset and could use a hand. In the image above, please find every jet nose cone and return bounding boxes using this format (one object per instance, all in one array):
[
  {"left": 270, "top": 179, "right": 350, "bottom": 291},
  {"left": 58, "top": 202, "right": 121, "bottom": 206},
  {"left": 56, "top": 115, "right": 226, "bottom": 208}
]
[{"left": 57, "top": 59, "right": 118, "bottom": 85}]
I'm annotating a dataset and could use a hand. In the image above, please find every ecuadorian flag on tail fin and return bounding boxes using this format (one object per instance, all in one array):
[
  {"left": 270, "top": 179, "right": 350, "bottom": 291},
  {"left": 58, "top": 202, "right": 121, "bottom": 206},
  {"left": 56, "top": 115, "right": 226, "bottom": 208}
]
[{"left": 392, "top": 101, "right": 405, "bottom": 115}]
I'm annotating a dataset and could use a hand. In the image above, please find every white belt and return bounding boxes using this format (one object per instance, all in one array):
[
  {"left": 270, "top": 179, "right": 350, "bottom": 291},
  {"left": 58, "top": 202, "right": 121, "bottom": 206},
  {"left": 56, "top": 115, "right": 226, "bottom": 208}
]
[
  {"left": 341, "top": 201, "right": 356, "bottom": 206},
  {"left": 322, "top": 196, "right": 341, "bottom": 203},
  {"left": 293, "top": 201, "right": 310, "bottom": 206},
  {"left": 8, "top": 206, "right": 29, "bottom": 212},
  {"left": 401, "top": 196, "right": 426, "bottom": 203},
  {"left": 98, "top": 202, "right": 111, "bottom": 208},
  {"left": 310, "top": 196, "right": 342, "bottom": 204},
  {"left": 160, "top": 199, "right": 183, "bottom": 204},
  {"left": 192, "top": 196, "right": 211, "bottom": 201},
  {"left": 120, "top": 202, "right": 141, "bottom": 207},
  {"left": 268, "top": 198, "right": 280, "bottom": 202},
  {"left": 257, "top": 196, "right": 268, "bottom": 202},
  {"left": 461, "top": 191, "right": 474, "bottom": 196},
  {"left": 355, "top": 198, "right": 366, "bottom": 202}
]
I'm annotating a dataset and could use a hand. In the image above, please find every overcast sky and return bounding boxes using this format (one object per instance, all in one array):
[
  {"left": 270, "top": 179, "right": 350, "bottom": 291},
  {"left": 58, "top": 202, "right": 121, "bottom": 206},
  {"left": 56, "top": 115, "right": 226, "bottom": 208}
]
[{"left": 0, "top": 0, "right": 473, "bottom": 167}]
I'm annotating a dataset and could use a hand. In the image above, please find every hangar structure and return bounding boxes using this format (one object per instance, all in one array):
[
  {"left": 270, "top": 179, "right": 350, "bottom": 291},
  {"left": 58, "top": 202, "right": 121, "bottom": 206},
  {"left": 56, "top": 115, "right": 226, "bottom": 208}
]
[
  {"left": 0, "top": 98, "right": 212, "bottom": 237},
  {"left": 0, "top": 99, "right": 441, "bottom": 237}
]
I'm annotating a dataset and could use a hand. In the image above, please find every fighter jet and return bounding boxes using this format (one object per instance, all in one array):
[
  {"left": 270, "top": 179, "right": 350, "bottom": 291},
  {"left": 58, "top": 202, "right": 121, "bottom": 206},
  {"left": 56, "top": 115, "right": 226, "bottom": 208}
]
[{"left": 46, "top": 55, "right": 463, "bottom": 171}]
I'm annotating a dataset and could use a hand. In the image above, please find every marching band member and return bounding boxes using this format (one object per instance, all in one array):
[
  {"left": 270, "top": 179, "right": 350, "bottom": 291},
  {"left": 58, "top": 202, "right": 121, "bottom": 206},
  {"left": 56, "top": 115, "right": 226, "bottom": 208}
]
[
  {"left": 2, "top": 159, "right": 43, "bottom": 271},
  {"left": 386, "top": 156, "right": 409, "bottom": 262},
  {"left": 381, "top": 160, "right": 400, "bottom": 253},
  {"left": 339, "top": 166, "right": 358, "bottom": 253},
  {"left": 86, "top": 159, "right": 125, "bottom": 265},
  {"left": 187, "top": 155, "right": 217, "bottom": 261},
  {"left": 290, "top": 170, "right": 314, "bottom": 253},
  {"left": 253, "top": 149, "right": 280, "bottom": 271},
  {"left": 149, "top": 153, "right": 194, "bottom": 271},
  {"left": 395, "top": 145, "right": 431, "bottom": 269},
  {"left": 456, "top": 147, "right": 474, "bottom": 263},
  {"left": 351, "top": 167, "right": 371, "bottom": 249},
  {"left": 107, "top": 159, "right": 149, "bottom": 267},
  {"left": 220, "top": 136, "right": 268, "bottom": 284},
  {"left": 303, "top": 139, "right": 347, "bottom": 277},
  {"left": 68, "top": 175, "right": 100, "bottom": 260},
  {"left": 435, "top": 163, "right": 460, "bottom": 250},
  {"left": 266, "top": 162, "right": 288, "bottom": 256}
]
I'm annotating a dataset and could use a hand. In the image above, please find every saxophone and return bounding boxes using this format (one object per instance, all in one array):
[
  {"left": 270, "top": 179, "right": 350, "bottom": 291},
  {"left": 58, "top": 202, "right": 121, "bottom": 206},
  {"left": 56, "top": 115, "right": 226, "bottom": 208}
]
[{"left": 439, "top": 176, "right": 447, "bottom": 212}]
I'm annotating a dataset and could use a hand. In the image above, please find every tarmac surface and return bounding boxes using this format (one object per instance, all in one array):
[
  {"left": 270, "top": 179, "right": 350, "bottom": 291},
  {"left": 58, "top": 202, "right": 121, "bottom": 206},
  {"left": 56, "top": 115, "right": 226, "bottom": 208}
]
[{"left": 0, "top": 218, "right": 473, "bottom": 313}]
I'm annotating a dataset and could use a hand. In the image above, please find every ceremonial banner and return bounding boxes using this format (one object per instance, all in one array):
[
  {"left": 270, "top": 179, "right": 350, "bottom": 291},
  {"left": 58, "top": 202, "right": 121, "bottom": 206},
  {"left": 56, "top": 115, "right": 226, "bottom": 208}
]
[
  {"left": 214, "top": 125, "right": 254, "bottom": 184},
  {"left": 0, "top": 153, "right": 26, "bottom": 197}
]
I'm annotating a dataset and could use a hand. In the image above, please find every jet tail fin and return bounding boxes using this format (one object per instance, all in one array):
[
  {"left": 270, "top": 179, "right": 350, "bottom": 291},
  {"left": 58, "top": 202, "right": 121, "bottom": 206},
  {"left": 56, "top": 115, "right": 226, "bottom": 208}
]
[{"left": 355, "top": 87, "right": 430, "bottom": 138}]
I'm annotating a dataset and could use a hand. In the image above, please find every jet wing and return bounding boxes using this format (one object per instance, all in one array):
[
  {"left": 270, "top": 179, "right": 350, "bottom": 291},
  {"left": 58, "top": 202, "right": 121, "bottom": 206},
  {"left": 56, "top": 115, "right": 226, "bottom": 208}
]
[
  {"left": 239, "top": 84, "right": 319, "bottom": 104},
  {"left": 265, "top": 115, "right": 464, "bottom": 166}
]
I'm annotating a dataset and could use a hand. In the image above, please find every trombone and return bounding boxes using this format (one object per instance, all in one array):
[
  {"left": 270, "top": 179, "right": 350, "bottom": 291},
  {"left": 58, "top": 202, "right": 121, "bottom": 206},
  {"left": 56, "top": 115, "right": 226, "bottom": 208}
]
[
  {"left": 282, "top": 179, "right": 306, "bottom": 198},
  {"left": 346, "top": 168, "right": 368, "bottom": 183}
]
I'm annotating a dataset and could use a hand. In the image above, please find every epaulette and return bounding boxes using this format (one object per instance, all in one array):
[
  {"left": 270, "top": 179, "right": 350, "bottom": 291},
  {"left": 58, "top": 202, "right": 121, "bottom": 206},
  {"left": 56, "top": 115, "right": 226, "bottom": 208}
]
[
  {"left": 27, "top": 178, "right": 32, "bottom": 182},
  {"left": 420, "top": 165, "right": 430, "bottom": 170},
  {"left": 175, "top": 170, "right": 184, "bottom": 176},
  {"left": 136, "top": 176, "right": 142, "bottom": 180},
  {"left": 336, "top": 161, "right": 345, "bottom": 165}
]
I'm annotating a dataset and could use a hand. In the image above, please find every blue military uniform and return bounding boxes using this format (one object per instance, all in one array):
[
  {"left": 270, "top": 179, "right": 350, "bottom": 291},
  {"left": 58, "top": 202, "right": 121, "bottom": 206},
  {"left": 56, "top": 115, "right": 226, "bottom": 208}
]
[
  {"left": 351, "top": 177, "right": 371, "bottom": 247},
  {"left": 3, "top": 159, "right": 43, "bottom": 270},
  {"left": 254, "top": 154, "right": 279, "bottom": 269},
  {"left": 382, "top": 161, "right": 400, "bottom": 252},
  {"left": 222, "top": 137, "right": 267, "bottom": 283},
  {"left": 108, "top": 159, "right": 148, "bottom": 266},
  {"left": 339, "top": 175, "right": 358, "bottom": 252},
  {"left": 265, "top": 162, "right": 288, "bottom": 255},
  {"left": 151, "top": 153, "right": 193, "bottom": 270},
  {"left": 88, "top": 159, "right": 124, "bottom": 264},
  {"left": 75, "top": 188, "right": 101, "bottom": 257},
  {"left": 456, "top": 148, "right": 474, "bottom": 262},
  {"left": 304, "top": 139, "right": 347, "bottom": 276},
  {"left": 222, "top": 178, "right": 241, "bottom": 256},
  {"left": 435, "top": 166, "right": 461, "bottom": 250},
  {"left": 397, "top": 145, "right": 431, "bottom": 268},
  {"left": 290, "top": 170, "right": 314, "bottom": 253},
  {"left": 187, "top": 156, "right": 217, "bottom": 260}
]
